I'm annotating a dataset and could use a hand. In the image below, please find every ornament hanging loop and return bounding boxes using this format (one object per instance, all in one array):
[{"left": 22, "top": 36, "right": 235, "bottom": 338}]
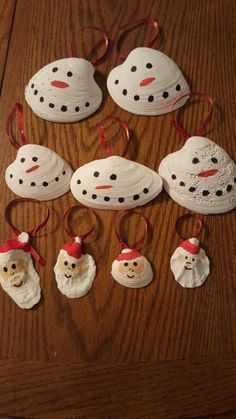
[
  {"left": 115, "top": 210, "right": 148, "bottom": 250},
  {"left": 98, "top": 115, "right": 130, "bottom": 158},
  {"left": 71, "top": 26, "right": 109, "bottom": 66},
  {"left": 175, "top": 214, "right": 203, "bottom": 241},
  {"left": 172, "top": 92, "right": 214, "bottom": 141},
  {"left": 63, "top": 205, "right": 96, "bottom": 242},
  {"left": 6, "top": 103, "right": 28, "bottom": 150},
  {"left": 117, "top": 17, "right": 160, "bottom": 61}
]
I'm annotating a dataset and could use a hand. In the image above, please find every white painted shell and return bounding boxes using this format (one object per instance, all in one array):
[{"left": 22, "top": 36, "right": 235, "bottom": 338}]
[
  {"left": 54, "top": 250, "right": 96, "bottom": 298},
  {"left": 170, "top": 238, "right": 210, "bottom": 288},
  {"left": 5, "top": 144, "right": 73, "bottom": 201},
  {"left": 107, "top": 47, "right": 189, "bottom": 116},
  {"left": 111, "top": 249, "right": 153, "bottom": 288},
  {"left": 25, "top": 57, "right": 102, "bottom": 123},
  {"left": 70, "top": 155, "right": 163, "bottom": 210},
  {"left": 159, "top": 136, "right": 236, "bottom": 214},
  {"left": 0, "top": 248, "right": 41, "bottom": 309}
]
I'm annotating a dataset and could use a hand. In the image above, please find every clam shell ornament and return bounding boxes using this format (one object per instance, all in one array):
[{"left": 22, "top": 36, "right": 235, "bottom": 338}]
[
  {"left": 5, "top": 144, "right": 73, "bottom": 201},
  {"left": 159, "top": 136, "right": 236, "bottom": 214},
  {"left": 111, "top": 248, "right": 153, "bottom": 288},
  {"left": 170, "top": 238, "right": 210, "bottom": 288},
  {"left": 107, "top": 47, "right": 189, "bottom": 116},
  {"left": 70, "top": 155, "right": 163, "bottom": 210}
]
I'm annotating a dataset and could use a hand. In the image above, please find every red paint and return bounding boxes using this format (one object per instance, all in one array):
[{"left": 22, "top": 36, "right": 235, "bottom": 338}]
[
  {"left": 139, "top": 77, "right": 156, "bottom": 87},
  {"left": 95, "top": 185, "right": 113, "bottom": 190},
  {"left": 51, "top": 80, "right": 69, "bottom": 89},
  {"left": 197, "top": 169, "right": 218, "bottom": 177},
  {"left": 26, "top": 165, "right": 39, "bottom": 173}
]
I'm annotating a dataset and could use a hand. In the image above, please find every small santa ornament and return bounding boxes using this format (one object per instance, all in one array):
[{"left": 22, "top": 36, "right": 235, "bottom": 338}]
[
  {"left": 0, "top": 232, "right": 41, "bottom": 309},
  {"left": 170, "top": 237, "right": 210, "bottom": 288},
  {"left": 54, "top": 236, "right": 96, "bottom": 298}
]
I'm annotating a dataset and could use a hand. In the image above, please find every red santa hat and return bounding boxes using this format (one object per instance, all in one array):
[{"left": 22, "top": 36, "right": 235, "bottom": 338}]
[
  {"left": 62, "top": 236, "right": 82, "bottom": 260},
  {"left": 0, "top": 232, "right": 31, "bottom": 254},
  {"left": 179, "top": 238, "right": 200, "bottom": 255},
  {"left": 116, "top": 248, "right": 142, "bottom": 262}
]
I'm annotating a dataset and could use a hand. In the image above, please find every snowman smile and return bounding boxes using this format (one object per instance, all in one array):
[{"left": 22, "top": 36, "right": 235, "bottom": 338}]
[
  {"left": 26, "top": 165, "right": 40, "bottom": 173},
  {"left": 197, "top": 169, "right": 219, "bottom": 177},
  {"left": 51, "top": 80, "right": 69, "bottom": 89},
  {"left": 140, "top": 77, "right": 156, "bottom": 87}
]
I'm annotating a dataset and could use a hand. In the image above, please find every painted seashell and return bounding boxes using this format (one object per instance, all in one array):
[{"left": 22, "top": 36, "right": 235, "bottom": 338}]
[
  {"left": 25, "top": 58, "right": 102, "bottom": 123},
  {"left": 54, "top": 237, "right": 96, "bottom": 298},
  {"left": 170, "top": 238, "right": 210, "bottom": 288},
  {"left": 0, "top": 233, "right": 41, "bottom": 309},
  {"left": 159, "top": 136, "right": 236, "bottom": 214},
  {"left": 5, "top": 144, "right": 73, "bottom": 201},
  {"left": 111, "top": 248, "right": 153, "bottom": 288},
  {"left": 107, "top": 47, "right": 189, "bottom": 116},
  {"left": 70, "top": 155, "right": 163, "bottom": 210}
]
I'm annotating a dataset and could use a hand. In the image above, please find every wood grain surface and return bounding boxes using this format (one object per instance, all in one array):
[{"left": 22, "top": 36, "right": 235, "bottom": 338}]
[{"left": 0, "top": 0, "right": 235, "bottom": 417}]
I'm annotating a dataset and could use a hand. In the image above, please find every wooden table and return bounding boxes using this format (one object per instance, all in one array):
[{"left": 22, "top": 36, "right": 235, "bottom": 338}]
[{"left": 0, "top": 0, "right": 235, "bottom": 417}]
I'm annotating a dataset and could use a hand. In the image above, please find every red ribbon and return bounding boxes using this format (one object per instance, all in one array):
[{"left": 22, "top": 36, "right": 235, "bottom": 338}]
[
  {"left": 98, "top": 115, "right": 130, "bottom": 158},
  {"left": 117, "top": 17, "right": 160, "bottom": 61},
  {"left": 71, "top": 26, "right": 109, "bottom": 67},
  {"left": 175, "top": 214, "right": 203, "bottom": 241},
  {"left": 6, "top": 103, "right": 28, "bottom": 150},
  {"left": 63, "top": 205, "right": 96, "bottom": 244},
  {"left": 4, "top": 198, "right": 50, "bottom": 266},
  {"left": 172, "top": 92, "right": 214, "bottom": 141},
  {"left": 115, "top": 210, "right": 148, "bottom": 250}
]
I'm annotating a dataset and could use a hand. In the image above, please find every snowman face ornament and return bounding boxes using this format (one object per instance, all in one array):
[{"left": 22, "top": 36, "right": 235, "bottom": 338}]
[{"left": 159, "top": 136, "right": 236, "bottom": 214}]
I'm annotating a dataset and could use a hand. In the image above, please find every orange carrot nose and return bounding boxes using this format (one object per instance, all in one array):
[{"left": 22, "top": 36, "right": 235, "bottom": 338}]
[
  {"left": 197, "top": 169, "right": 219, "bottom": 177},
  {"left": 51, "top": 80, "right": 69, "bottom": 89},
  {"left": 140, "top": 77, "right": 156, "bottom": 87}
]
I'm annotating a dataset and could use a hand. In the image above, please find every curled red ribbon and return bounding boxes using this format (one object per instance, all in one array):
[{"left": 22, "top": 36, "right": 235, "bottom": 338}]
[
  {"left": 71, "top": 26, "right": 109, "bottom": 67},
  {"left": 4, "top": 198, "right": 50, "bottom": 266},
  {"left": 63, "top": 205, "right": 96, "bottom": 244},
  {"left": 117, "top": 17, "right": 160, "bottom": 61},
  {"left": 6, "top": 103, "right": 28, "bottom": 150},
  {"left": 98, "top": 115, "right": 130, "bottom": 158},
  {"left": 172, "top": 92, "right": 214, "bottom": 141},
  {"left": 175, "top": 214, "right": 203, "bottom": 241},
  {"left": 115, "top": 210, "right": 148, "bottom": 250}
]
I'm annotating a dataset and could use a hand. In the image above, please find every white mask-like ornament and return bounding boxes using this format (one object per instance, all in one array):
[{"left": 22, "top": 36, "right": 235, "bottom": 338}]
[
  {"left": 25, "top": 28, "right": 109, "bottom": 123},
  {"left": 5, "top": 103, "right": 73, "bottom": 201},
  {"left": 70, "top": 116, "right": 163, "bottom": 210},
  {"left": 107, "top": 19, "right": 189, "bottom": 116}
]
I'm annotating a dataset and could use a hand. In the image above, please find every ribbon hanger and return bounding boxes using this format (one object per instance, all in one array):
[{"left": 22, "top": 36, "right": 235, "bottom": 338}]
[
  {"left": 63, "top": 205, "right": 96, "bottom": 243},
  {"left": 172, "top": 92, "right": 214, "bottom": 141},
  {"left": 98, "top": 115, "right": 130, "bottom": 158},
  {"left": 71, "top": 26, "right": 109, "bottom": 66},
  {"left": 6, "top": 103, "right": 28, "bottom": 150},
  {"left": 175, "top": 214, "right": 203, "bottom": 241},
  {"left": 5, "top": 198, "right": 50, "bottom": 266},
  {"left": 115, "top": 210, "right": 148, "bottom": 250},
  {"left": 116, "top": 17, "right": 160, "bottom": 61}
]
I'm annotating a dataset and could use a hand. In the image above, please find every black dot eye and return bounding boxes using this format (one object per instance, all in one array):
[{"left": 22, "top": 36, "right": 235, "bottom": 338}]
[
  {"left": 133, "top": 262, "right": 138, "bottom": 266},
  {"left": 67, "top": 71, "right": 73, "bottom": 77},
  {"left": 11, "top": 264, "right": 16, "bottom": 269},
  {"left": 131, "top": 66, "right": 137, "bottom": 72},
  {"left": 192, "top": 258, "right": 195, "bottom": 262},
  {"left": 211, "top": 157, "right": 218, "bottom": 164},
  {"left": 176, "top": 84, "right": 181, "bottom": 91},
  {"left": 3, "top": 267, "right": 8, "bottom": 272},
  {"left": 124, "top": 262, "right": 128, "bottom": 267},
  {"left": 146, "top": 63, "right": 152, "bottom": 68},
  {"left": 52, "top": 67, "right": 58, "bottom": 72},
  {"left": 110, "top": 174, "right": 117, "bottom": 180},
  {"left": 20, "top": 158, "right": 25, "bottom": 163},
  {"left": 64, "top": 261, "right": 68, "bottom": 266},
  {"left": 71, "top": 263, "right": 76, "bottom": 269},
  {"left": 32, "top": 157, "right": 38, "bottom": 162},
  {"left": 185, "top": 256, "right": 188, "bottom": 259},
  {"left": 93, "top": 171, "right": 99, "bottom": 177},
  {"left": 192, "top": 157, "right": 200, "bottom": 164}
]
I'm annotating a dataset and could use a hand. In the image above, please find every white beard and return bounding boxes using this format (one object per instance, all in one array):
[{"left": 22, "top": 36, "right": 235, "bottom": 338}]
[{"left": 170, "top": 248, "right": 210, "bottom": 288}]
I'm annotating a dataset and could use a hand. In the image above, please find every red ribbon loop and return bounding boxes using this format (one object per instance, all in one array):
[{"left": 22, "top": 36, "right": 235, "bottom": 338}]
[
  {"left": 6, "top": 103, "right": 28, "bottom": 150},
  {"left": 115, "top": 210, "right": 148, "bottom": 251},
  {"left": 117, "top": 17, "right": 160, "bottom": 61},
  {"left": 98, "top": 115, "right": 130, "bottom": 158},
  {"left": 71, "top": 26, "right": 109, "bottom": 67},
  {"left": 175, "top": 214, "right": 203, "bottom": 241},
  {"left": 4, "top": 198, "right": 50, "bottom": 266},
  {"left": 172, "top": 92, "right": 214, "bottom": 141},
  {"left": 63, "top": 205, "right": 96, "bottom": 243}
]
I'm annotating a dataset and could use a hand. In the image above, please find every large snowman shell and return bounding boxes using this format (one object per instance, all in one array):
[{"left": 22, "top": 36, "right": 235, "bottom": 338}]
[
  {"left": 25, "top": 57, "right": 102, "bottom": 123},
  {"left": 159, "top": 136, "right": 236, "bottom": 214},
  {"left": 5, "top": 144, "right": 73, "bottom": 201},
  {"left": 107, "top": 47, "right": 189, "bottom": 116},
  {"left": 70, "top": 155, "right": 163, "bottom": 210}
]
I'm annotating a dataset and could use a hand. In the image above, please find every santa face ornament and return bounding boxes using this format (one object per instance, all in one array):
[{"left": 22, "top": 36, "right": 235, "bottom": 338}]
[
  {"left": 159, "top": 136, "right": 236, "bottom": 214},
  {"left": 54, "top": 237, "right": 96, "bottom": 298},
  {"left": 111, "top": 248, "right": 153, "bottom": 288},
  {"left": 25, "top": 58, "right": 102, "bottom": 123},
  {"left": 0, "top": 233, "right": 41, "bottom": 309},
  {"left": 107, "top": 47, "right": 189, "bottom": 116},
  {"left": 171, "top": 238, "right": 210, "bottom": 288}
]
